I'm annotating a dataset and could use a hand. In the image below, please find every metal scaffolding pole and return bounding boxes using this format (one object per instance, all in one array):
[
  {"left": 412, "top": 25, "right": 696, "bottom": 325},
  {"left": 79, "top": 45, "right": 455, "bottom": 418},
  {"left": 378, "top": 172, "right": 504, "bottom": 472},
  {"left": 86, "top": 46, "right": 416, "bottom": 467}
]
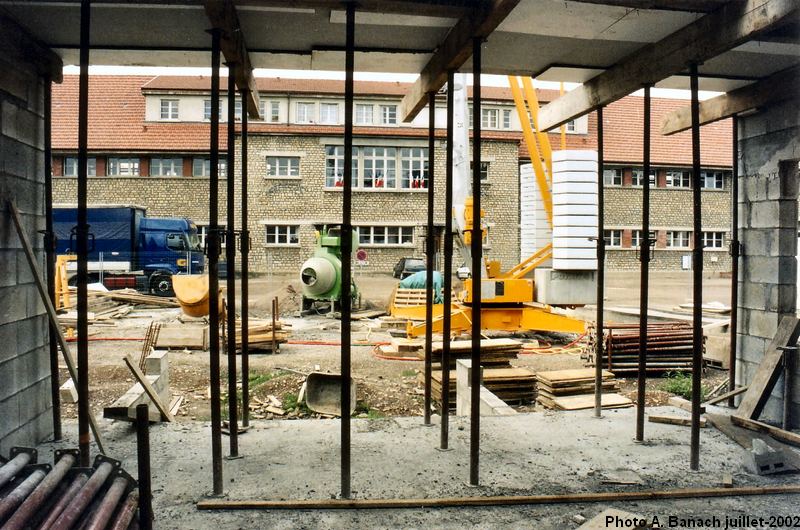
[
  {"left": 440, "top": 70, "right": 455, "bottom": 451},
  {"left": 728, "top": 116, "right": 739, "bottom": 408},
  {"left": 340, "top": 2, "right": 355, "bottom": 499},
  {"left": 208, "top": 27, "right": 224, "bottom": 495},
  {"left": 424, "top": 91, "right": 436, "bottom": 426},
  {"left": 240, "top": 86, "right": 251, "bottom": 428},
  {"left": 43, "top": 77, "right": 61, "bottom": 441},
  {"left": 469, "top": 37, "right": 482, "bottom": 487},
  {"left": 76, "top": 0, "right": 91, "bottom": 467},
  {"left": 594, "top": 106, "right": 605, "bottom": 419},
  {"left": 225, "top": 66, "right": 239, "bottom": 458},
  {"left": 690, "top": 63, "right": 703, "bottom": 471},
  {"left": 636, "top": 85, "right": 652, "bottom": 443}
]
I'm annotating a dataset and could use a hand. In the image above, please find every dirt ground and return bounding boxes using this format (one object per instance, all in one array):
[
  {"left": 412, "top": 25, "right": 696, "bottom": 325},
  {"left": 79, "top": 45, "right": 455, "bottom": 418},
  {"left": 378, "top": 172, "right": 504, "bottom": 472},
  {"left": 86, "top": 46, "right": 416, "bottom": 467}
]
[{"left": 61, "top": 271, "right": 733, "bottom": 424}]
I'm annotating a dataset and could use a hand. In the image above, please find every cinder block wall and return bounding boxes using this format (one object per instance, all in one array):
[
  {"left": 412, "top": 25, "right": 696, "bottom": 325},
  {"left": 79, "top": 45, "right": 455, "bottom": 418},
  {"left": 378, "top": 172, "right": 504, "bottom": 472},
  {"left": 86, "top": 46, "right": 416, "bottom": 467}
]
[
  {"left": 737, "top": 95, "right": 800, "bottom": 424},
  {"left": 0, "top": 47, "right": 52, "bottom": 453}
]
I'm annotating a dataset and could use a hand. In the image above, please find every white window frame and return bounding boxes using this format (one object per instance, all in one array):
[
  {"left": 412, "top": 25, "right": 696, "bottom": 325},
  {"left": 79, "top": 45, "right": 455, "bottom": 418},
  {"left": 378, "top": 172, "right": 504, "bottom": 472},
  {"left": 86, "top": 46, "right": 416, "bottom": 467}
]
[
  {"left": 468, "top": 161, "right": 490, "bottom": 181},
  {"left": 150, "top": 157, "right": 183, "bottom": 177},
  {"left": 502, "top": 109, "right": 512, "bottom": 129},
  {"left": 400, "top": 147, "right": 428, "bottom": 189},
  {"left": 701, "top": 170, "right": 725, "bottom": 190},
  {"left": 64, "top": 157, "right": 96, "bottom": 177},
  {"left": 355, "top": 104, "right": 374, "bottom": 125},
  {"left": 265, "top": 224, "right": 300, "bottom": 246},
  {"left": 234, "top": 99, "right": 242, "bottom": 121},
  {"left": 481, "top": 108, "right": 499, "bottom": 129},
  {"left": 160, "top": 99, "right": 179, "bottom": 120},
  {"left": 604, "top": 168, "right": 623, "bottom": 186},
  {"left": 197, "top": 223, "right": 227, "bottom": 250},
  {"left": 319, "top": 103, "right": 339, "bottom": 124},
  {"left": 107, "top": 157, "right": 140, "bottom": 177},
  {"left": 603, "top": 229, "right": 622, "bottom": 248},
  {"left": 357, "top": 225, "right": 414, "bottom": 247},
  {"left": 666, "top": 230, "right": 691, "bottom": 248},
  {"left": 203, "top": 99, "right": 224, "bottom": 122},
  {"left": 380, "top": 105, "right": 397, "bottom": 125},
  {"left": 361, "top": 147, "right": 396, "bottom": 189},
  {"left": 565, "top": 120, "right": 576, "bottom": 132},
  {"left": 295, "top": 102, "right": 315, "bottom": 124},
  {"left": 270, "top": 101, "right": 281, "bottom": 123},
  {"left": 702, "top": 231, "right": 725, "bottom": 249},
  {"left": 325, "top": 145, "right": 431, "bottom": 191},
  {"left": 632, "top": 168, "right": 656, "bottom": 187},
  {"left": 666, "top": 169, "right": 691, "bottom": 188},
  {"left": 631, "top": 230, "right": 643, "bottom": 249},
  {"left": 192, "top": 158, "right": 227, "bottom": 177},
  {"left": 266, "top": 156, "right": 300, "bottom": 178}
]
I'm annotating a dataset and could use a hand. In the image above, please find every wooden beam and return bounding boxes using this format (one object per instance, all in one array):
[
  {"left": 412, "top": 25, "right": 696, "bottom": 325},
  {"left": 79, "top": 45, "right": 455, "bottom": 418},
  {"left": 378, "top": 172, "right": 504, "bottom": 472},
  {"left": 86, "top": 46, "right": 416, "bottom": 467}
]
[
  {"left": 537, "top": 0, "right": 799, "bottom": 131},
  {"left": 123, "top": 354, "right": 174, "bottom": 422},
  {"left": 566, "top": 0, "right": 729, "bottom": 13},
  {"left": 661, "top": 64, "right": 800, "bottom": 135},
  {"left": 400, "top": 0, "right": 520, "bottom": 122},
  {"left": 731, "top": 416, "right": 800, "bottom": 447},
  {"left": 204, "top": 0, "right": 262, "bottom": 119}
]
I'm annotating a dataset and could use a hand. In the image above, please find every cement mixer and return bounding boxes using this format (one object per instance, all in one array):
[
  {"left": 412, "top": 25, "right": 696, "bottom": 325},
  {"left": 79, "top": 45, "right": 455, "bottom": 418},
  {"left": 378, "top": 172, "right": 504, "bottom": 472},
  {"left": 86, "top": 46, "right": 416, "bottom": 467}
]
[{"left": 300, "top": 225, "right": 360, "bottom": 312}]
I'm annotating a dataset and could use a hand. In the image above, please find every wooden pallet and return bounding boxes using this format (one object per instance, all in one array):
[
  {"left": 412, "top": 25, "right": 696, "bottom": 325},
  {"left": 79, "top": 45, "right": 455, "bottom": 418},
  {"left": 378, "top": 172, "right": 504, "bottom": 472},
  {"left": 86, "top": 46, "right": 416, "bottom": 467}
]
[{"left": 428, "top": 367, "right": 536, "bottom": 409}]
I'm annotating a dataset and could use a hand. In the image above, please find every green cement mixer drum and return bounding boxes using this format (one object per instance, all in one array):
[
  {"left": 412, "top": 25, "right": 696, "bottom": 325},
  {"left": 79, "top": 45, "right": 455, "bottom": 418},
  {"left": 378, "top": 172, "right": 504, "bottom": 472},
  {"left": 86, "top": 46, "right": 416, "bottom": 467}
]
[{"left": 299, "top": 225, "right": 359, "bottom": 311}]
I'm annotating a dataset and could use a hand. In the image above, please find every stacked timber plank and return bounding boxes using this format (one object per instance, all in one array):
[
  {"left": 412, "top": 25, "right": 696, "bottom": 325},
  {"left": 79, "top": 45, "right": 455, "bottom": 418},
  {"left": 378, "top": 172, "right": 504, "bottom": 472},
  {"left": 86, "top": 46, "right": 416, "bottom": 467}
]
[
  {"left": 427, "top": 338, "right": 522, "bottom": 368},
  {"left": 429, "top": 367, "right": 536, "bottom": 410},
  {"left": 87, "top": 288, "right": 180, "bottom": 307},
  {"left": 536, "top": 368, "right": 632, "bottom": 410},
  {"left": 599, "top": 322, "right": 696, "bottom": 375},
  {"left": 235, "top": 318, "right": 290, "bottom": 353}
]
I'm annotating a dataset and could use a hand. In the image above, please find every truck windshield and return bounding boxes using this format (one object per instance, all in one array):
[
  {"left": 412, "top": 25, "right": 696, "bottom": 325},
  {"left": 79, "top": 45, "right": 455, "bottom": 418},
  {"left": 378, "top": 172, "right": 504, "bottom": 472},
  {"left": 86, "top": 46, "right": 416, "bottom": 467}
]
[
  {"left": 166, "top": 233, "right": 187, "bottom": 251},
  {"left": 187, "top": 232, "right": 201, "bottom": 251}
]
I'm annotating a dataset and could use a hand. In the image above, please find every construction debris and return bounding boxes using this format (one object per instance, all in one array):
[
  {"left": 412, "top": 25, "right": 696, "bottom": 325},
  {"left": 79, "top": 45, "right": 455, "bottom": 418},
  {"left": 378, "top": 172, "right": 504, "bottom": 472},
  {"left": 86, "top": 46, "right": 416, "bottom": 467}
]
[
  {"left": 744, "top": 439, "right": 788, "bottom": 475},
  {"left": 235, "top": 318, "right": 290, "bottom": 353},
  {"left": 535, "top": 368, "right": 632, "bottom": 410},
  {"left": 105, "top": 351, "right": 172, "bottom": 422},
  {"left": 648, "top": 414, "right": 707, "bottom": 428}
]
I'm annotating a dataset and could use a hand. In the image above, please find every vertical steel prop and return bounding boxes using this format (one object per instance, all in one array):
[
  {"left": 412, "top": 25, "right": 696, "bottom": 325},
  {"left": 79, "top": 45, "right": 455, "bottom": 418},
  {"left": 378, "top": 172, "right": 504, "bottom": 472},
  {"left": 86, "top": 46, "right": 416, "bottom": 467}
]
[
  {"left": 636, "top": 85, "right": 652, "bottom": 442},
  {"left": 136, "top": 404, "right": 153, "bottom": 530},
  {"left": 240, "top": 87, "right": 251, "bottom": 428},
  {"left": 43, "top": 77, "right": 62, "bottom": 441},
  {"left": 595, "top": 106, "right": 605, "bottom": 419},
  {"left": 424, "top": 91, "right": 436, "bottom": 426},
  {"left": 340, "top": 2, "right": 355, "bottom": 499},
  {"left": 690, "top": 62, "right": 703, "bottom": 471},
  {"left": 728, "top": 116, "right": 739, "bottom": 408},
  {"left": 208, "top": 27, "right": 224, "bottom": 495},
  {"left": 77, "top": 0, "right": 91, "bottom": 467},
  {"left": 469, "top": 37, "right": 483, "bottom": 487},
  {"left": 440, "top": 70, "right": 455, "bottom": 451},
  {"left": 226, "top": 67, "right": 239, "bottom": 458}
]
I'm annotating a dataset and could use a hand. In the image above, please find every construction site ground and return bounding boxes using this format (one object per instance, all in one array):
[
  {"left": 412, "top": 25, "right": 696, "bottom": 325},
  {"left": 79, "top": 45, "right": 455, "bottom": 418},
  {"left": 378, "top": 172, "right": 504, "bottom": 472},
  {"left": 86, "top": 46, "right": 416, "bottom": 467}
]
[{"left": 46, "top": 271, "right": 799, "bottom": 528}]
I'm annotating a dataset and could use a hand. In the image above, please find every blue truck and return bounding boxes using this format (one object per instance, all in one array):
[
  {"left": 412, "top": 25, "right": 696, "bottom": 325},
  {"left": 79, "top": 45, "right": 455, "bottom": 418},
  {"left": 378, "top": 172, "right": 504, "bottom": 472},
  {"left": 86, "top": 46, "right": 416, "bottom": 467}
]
[{"left": 53, "top": 205, "right": 205, "bottom": 296}]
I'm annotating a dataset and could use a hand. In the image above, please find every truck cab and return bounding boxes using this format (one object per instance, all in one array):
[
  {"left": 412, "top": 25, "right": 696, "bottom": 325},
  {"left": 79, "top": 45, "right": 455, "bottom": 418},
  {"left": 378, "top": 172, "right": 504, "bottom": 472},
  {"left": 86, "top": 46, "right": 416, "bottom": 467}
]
[{"left": 139, "top": 218, "right": 205, "bottom": 295}]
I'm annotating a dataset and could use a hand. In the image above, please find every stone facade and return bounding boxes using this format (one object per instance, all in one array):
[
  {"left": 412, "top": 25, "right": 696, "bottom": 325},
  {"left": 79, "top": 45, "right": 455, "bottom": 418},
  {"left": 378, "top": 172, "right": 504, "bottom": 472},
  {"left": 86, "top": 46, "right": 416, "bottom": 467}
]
[
  {"left": 737, "top": 96, "right": 800, "bottom": 424},
  {"left": 0, "top": 29, "right": 53, "bottom": 454}
]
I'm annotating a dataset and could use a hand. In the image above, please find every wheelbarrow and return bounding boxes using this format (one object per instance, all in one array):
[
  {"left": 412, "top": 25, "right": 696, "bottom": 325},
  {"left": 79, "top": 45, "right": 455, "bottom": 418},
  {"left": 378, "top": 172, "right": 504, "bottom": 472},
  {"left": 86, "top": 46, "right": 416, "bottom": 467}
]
[{"left": 304, "top": 372, "right": 357, "bottom": 417}]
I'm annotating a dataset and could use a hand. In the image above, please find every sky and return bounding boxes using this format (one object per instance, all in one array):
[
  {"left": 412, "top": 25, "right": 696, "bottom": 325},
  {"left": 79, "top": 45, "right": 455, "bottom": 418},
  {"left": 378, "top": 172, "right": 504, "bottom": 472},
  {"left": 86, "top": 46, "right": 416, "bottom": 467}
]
[{"left": 62, "top": 65, "right": 721, "bottom": 101}]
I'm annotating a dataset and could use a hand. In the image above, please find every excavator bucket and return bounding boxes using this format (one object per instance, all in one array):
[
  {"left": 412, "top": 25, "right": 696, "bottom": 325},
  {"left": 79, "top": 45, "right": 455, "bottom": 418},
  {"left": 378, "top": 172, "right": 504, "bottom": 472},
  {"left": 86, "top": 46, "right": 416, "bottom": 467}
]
[{"left": 172, "top": 274, "right": 223, "bottom": 318}]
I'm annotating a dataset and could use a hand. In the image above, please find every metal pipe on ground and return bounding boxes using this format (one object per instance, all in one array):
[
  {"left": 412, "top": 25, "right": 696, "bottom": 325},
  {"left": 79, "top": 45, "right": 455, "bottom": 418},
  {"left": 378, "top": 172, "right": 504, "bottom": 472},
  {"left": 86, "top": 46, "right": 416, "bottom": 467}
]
[
  {"left": 84, "top": 476, "right": 130, "bottom": 530},
  {"left": 594, "top": 105, "right": 605, "bottom": 419},
  {"left": 136, "top": 403, "right": 153, "bottom": 530},
  {"left": 469, "top": 36, "right": 482, "bottom": 487},
  {"left": 0, "top": 451, "right": 34, "bottom": 490},
  {"left": 0, "top": 466, "right": 48, "bottom": 521},
  {"left": 690, "top": 62, "right": 704, "bottom": 471},
  {"left": 38, "top": 472, "right": 89, "bottom": 530},
  {"left": 440, "top": 69, "right": 455, "bottom": 451},
  {"left": 50, "top": 460, "right": 115, "bottom": 529},
  {"left": 225, "top": 66, "right": 239, "bottom": 459},
  {"left": 424, "top": 91, "right": 436, "bottom": 426},
  {"left": 2, "top": 452, "right": 77, "bottom": 530},
  {"left": 240, "top": 86, "right": 251, "bottom": 428},
  {"left": 108, "top": 491, "right": 139, "bottom": 530},
  {"left": 636, "top": 84, "right": 652, "bottom": 442}
]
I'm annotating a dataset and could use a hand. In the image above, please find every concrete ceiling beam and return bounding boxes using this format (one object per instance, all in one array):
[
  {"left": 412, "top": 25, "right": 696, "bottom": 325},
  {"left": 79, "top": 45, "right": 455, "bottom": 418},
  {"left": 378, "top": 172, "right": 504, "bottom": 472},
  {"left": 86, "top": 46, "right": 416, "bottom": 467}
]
[
  {"left": 537, "top": 0, "right": 800, "bottom": 131},
  {"left": 566, "top": 0, "right": 730, "bottom": 13},
  {"left": 0, "top": 15, "right": 63, "bottom": 82}
]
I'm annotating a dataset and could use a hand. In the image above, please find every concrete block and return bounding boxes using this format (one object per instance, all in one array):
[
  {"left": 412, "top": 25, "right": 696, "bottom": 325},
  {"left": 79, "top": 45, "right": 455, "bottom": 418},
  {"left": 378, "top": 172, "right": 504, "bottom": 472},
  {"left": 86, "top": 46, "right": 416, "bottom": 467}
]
[
  {"left": 15, "top": 315, "right": 47, "bottom": 354},
  {"left": 456, "top": 359, "right": 483, "bottom": 416},
  {"left": 60, "top": 378, "right": 78, "bottom": 403},
  {"left": 768, "top": 284, "right": 796, "bottom": 314},
  {"left": 744, "top": 439, "right": 787, "bottom": 475},
  {"left": 534, "top": 268, "right": 597, "bottom": 305},
  {"left": 744, "top": 256, "right": 781, "bottom": 284},
  {"left": 0, "top": 394, "right": 20, "bottom": 438},
  {"left": 774, "top": 228, "right": 797, "bottom": 258},
  {"left": 739, "top": 282, "right": 768, "bottom": 311},
  {"left": 737, "top": 334, "right": 767, "bottom": 365},
  {"left": 17, "top": 378, "right": 51, "bottom": 420},
  {"left": 740, "top": 230, "right": 770, "bottom": 257},
  {"left": 747, "top": 311, "right": 779, "bottom": 340},
  {"left": 1, "top": 100, "right": 43, "bottom": 149},
  {"left": 0, "top": 250, "right": 18, "bottom": 287},
  {"left": 749, "top": 201, "right": 779, "bottom": 229},
  {"left": 0, "top": 322, "right": 18, "bottom": 364},
  {"left": 144, "top": 350, "right": 169, "bottom": 376},
  {"left": 0, "top": 284, "right": 31, "bottom": 325},
  {"left": 742, "top": 175, "right": 767, "bottom": 202}
]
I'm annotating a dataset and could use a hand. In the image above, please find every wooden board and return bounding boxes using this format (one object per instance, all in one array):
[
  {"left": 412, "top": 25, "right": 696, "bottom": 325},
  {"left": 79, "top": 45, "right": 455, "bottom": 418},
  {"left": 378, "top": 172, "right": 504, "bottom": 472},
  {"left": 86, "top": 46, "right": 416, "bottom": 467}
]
[
  {"left": 123, "top": 354, "right": 174, "bottom": 422},
  {"left": 649, "top": 414, "right": 707, "bottom": 427},
  {"left": 736, "top": 316, "right": 800, "bottom": 420},
  {"left": 705, "top": 413, "right": 800, "bottom": 471},
  {"left": 157, "top": 326, "right": 209, "bottom": 350},
  {"left": 544, "top": 393, "right": 632, "bottom": 411},
  {"left": 536, "top": 369, "right": 615, "bottom": 386},
  {"left": 731, "top": 416, "right": 800, "bottom": 448},
  {"left": 431, "top": 338, "right": 521, "bottom": 354},
  {"left": 704, "top": 385, "right": 748, "bottom": 406}
]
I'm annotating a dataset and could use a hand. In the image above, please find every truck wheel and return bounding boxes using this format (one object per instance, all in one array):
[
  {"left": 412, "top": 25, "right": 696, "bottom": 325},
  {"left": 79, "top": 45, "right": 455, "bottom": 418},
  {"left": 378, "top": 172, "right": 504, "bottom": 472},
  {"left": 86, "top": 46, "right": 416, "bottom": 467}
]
[{"left": 150, "top": 273, "right": 174, "bottom": 297}]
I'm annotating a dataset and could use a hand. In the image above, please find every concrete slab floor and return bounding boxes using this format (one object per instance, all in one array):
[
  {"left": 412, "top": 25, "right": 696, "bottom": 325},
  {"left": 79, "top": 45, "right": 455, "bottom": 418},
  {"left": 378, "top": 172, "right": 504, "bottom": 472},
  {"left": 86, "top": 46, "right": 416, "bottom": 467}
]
[{"left": 38, "top": 406, "right": 800, "bottom": 529}]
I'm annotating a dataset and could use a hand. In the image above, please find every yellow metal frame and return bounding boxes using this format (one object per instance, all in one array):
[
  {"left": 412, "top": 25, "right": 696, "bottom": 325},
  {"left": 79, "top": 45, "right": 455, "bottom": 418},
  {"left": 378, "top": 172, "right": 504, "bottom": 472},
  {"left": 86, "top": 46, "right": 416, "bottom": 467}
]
[{"left": 55, "top": 254, "right": 77, "bottom": 310}]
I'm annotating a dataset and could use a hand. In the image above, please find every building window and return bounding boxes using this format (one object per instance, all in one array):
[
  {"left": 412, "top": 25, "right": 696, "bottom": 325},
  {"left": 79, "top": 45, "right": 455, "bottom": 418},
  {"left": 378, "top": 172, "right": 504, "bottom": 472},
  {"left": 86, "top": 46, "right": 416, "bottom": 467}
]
[
  {"left": 502, "top": 109, "right": 512, "bottom": 129},
  {"left": 295, "top": 102, "right": 315, "bottom": 123},
  {"left": 701, "top": 170, "right": 725, "bottom": 190},
  {"left": 203, "top": 99, "right": 224, "bottom": 121},
  {"left": 702, "top": 231, "right": 725, "bottom": 249},
  {"left": 603, "top": 229, "right": 622, "bottom": 248},
  {"left": 150, "top": 158, "right": 183, "bottom": 177},
  {"left": 325, "top": 146, "right": 358, "bottom": 187},
  {"left": 107, "top": 158, "right": 140, "bottom": 176},
  {"left": 666, "top": 170, "right": 691, "bottom": 188},
  {"left": 160, "top": 99, "right": 179, "bottom": 120},
  {"left": 469, "top": 161, "right": 490, "bottom": 181},
  {"left": 197, "top": 223, "right": 226, "bottom": 250},
  {"left": 666, "top": 230, "right": 691, "bottom": 248},
  {"left": 380, "top": 105, "right": 397, "bottom": 125},
  {"left": 632, "top": 168, "right": 656, "bottom": 187},
  {"left": 400, "top": 148, "right": 428, "bottom": 189},
  {"left": 357, "top": 225, "right": 413, "bottom": 246},
  {"left": 481, "top": 108, "right": 499, "bottom": 129},
  {"left": 192, "top": 157, "right": 227, "bottom": 177},
  {"left": 320, "top": 103, "right": 339, "bottom": 124},
  {"left": 355, "top": 104, "right": 373, "bottom": 125},
  {"left": 270, "top": 101, "right": 280, "bottom": 123},
  {"left": 604, "top": 168, "right": 622, "bottom": 186},
  {"left": 266, "top": 156, "right": 300, "bottom": 178},
  {"left": 64, "top": 157, "right": 96, "bottom": 177},
  {"left": 631, "top": 230, "right": 642, "bottom": 248},
  {"left": 265, "top": 224, "right": 299, "bottom": 246},
  {"left": 566, "top": 120, "right": 576, "bottom": 132},
  {"left": 234, "top": 99, "right": 242, "bottom": 121},
  {"left": 362, "top": 147, "right": 396, "bottom": 188}
]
